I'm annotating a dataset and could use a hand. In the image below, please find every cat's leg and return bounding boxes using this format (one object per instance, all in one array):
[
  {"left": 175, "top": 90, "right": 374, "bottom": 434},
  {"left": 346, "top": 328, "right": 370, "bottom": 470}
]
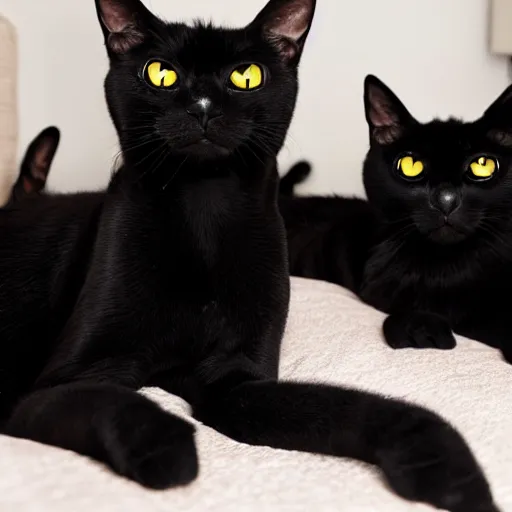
[
  {"left": 456, "top": 319, "right": 512, "bottom": 364},
  {"left": 4, "top": 382, "right": 198, "bottom": 489},
  {"left": 383, "top": 311, "right": 456, "bottom": 349},
  {"left": 193, "top": 375, "right": 497, "bottom": 512},
  {"left": 500, "top": 345, "right": 512, "bottom": 364}
]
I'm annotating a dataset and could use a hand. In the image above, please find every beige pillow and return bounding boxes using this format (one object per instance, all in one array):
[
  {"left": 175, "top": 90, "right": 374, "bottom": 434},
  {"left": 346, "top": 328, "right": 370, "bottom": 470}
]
[{"left": 0, "top": 14, "right": 17, "bottom": 206}]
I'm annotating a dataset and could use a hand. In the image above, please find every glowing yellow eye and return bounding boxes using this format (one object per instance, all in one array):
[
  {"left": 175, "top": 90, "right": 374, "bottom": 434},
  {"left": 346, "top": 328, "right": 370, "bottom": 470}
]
[
  {"left": 230, "top": 64, "right": 263, "bottom": 90},
  {"left": 397, "top": 156, "right": 424, "bottom": 178},
  {"left": 144, "top": 61, "right": 178, "bottom": 88},
  {"left": 469, "top": 156, "right": 497, "bottom": 179}
]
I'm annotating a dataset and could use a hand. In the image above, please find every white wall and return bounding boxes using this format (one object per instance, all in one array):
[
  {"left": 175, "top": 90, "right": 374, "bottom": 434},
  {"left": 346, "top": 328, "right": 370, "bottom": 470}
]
[{"left": 0, "top": 0, "right": 509, "bottom": 197}]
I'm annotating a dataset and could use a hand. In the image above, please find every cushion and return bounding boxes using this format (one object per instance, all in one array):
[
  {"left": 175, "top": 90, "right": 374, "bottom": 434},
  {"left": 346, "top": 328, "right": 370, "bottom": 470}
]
[{"left": 0, "top": 14, "right": 17, "bottom": 206}]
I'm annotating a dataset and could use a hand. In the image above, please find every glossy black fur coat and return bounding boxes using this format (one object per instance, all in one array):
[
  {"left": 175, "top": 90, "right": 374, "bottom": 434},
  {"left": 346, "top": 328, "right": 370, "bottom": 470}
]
[
  {"left": 0, "top": 2, "right": 498, "bottom": 510},
  {"left": 280, "top": 75, "right": 512, "bottom": 365}
]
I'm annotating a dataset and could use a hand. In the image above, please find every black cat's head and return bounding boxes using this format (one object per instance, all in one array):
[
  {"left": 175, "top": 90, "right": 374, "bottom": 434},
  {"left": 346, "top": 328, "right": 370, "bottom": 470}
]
[
  {"left": 363, "top": 75, "right": 512, "bottom": 245},
  {"left": 95, "top": 0, "right": 315, "bottom": 165}
]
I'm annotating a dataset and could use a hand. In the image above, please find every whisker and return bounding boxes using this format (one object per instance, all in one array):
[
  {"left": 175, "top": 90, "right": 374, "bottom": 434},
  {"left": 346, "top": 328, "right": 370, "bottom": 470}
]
[
  {"left": 163, "top": 155, "right": 188, "bottom": 191},
  {"left": 131, "top": 140, "right": 170, "bottom": 179},
  {"left": 132, "top": 143, "right": 169, "bottom": 185},
  {"left": 235, "top": 148, "right": 249, "bottom": 169},
  {"left": 243, "top": 145, "right": 266, "bottom": 167}
]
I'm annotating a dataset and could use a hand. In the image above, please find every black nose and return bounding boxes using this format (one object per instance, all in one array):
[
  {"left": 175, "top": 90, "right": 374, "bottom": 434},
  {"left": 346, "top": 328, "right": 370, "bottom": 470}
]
[
  {"left": 430, "top": 186, "right": 461, "bottom": 216},
  {"left": 186, "top": 98, "right": 222, "bottom": 130}
]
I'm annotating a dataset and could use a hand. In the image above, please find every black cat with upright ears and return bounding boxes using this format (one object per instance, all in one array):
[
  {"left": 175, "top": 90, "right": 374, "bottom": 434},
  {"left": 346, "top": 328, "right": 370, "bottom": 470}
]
[
  {"left": 281, "top": 74, "right": 512, "bottom": 364},
  {"left": 0, "top": 2, "right": 498, "bottom": 509},
  {"left": 362, "top": 75, "right": 512, "bottom": 361}
]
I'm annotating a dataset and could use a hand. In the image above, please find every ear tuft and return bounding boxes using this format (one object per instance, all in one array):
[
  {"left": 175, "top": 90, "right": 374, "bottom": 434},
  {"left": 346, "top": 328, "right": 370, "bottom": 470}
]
[
  {"left": 364, "top": 75, "right": 414, "bottom": 145},
  {"left": 107, "top": 28, "right": 145, "bottom": 54},
  {"left": 250, "top": 0, "right": 316, "bottom": 61},
  {"left": 95, "top": 0, "right": 153, "bottom": 54}
]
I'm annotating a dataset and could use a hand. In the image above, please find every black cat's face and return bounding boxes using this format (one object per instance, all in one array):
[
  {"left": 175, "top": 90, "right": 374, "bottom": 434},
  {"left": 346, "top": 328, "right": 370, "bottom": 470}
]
[
  {"left": 95, "top": 0, "right": 315, "bottom": 163},
  {"left": 363, "top": 76, "right": 512, "bottom": 245}
]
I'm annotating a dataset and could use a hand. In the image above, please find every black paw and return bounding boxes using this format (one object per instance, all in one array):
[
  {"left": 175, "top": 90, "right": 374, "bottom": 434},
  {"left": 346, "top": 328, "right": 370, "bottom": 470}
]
[
  {"left": 501, "top": 345, "right": 512, "bottom": 365},
  {"left": 383, "top": 311, "right": 456, "bottom": 350},
  {"left": 97, "top": 400, "right": 198, "bottom": 489},
  {"left": 377, "top": 407, "right": 499, "bottom": 512}
]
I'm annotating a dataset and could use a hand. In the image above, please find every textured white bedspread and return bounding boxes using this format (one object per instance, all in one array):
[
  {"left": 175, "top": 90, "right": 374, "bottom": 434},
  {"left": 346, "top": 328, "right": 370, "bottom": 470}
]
[{"left": 1, "top": 277, "right": 511, "bottom": 512}]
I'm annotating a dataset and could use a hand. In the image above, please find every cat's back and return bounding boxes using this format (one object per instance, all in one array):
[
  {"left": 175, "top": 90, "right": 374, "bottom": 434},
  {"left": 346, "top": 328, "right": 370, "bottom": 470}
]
[
  {"left": 0, "top": 191, "right": 103, "bottom": 414},
  {"left": 279, "top": 195, "right": 371, "bottom": 225},
  {"left": 0, "top": 192, "right": 103, "bottom": 271},
  {"left": 279, "top": 195, "right": 377, "bottom": 291},
  {"left": 0, "top": 190, "right": 103, "bottom": 317}
]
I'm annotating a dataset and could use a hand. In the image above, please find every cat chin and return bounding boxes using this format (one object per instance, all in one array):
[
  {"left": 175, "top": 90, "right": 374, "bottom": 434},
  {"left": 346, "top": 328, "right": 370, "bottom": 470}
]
[
  {"left": 425, "top": 225, "right": 470, "bottom": 245},
  {"left": 173, "top": 139, "right": 232, "bottom": 160}
]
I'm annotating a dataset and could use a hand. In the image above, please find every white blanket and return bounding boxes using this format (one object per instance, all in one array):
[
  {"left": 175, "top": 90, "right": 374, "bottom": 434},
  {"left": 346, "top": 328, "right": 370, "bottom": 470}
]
[{"left": 1, "top": 277, "right": 511, "bottom": 512}]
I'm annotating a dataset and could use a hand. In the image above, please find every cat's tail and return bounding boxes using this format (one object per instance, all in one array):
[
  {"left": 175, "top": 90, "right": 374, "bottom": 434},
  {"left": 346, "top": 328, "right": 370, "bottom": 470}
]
[
  {"left": 279, "top": 160, "right": 312, "bottom": 196},
  {"left": 195, "top": 378, "right": 499, "bottom": 512}
]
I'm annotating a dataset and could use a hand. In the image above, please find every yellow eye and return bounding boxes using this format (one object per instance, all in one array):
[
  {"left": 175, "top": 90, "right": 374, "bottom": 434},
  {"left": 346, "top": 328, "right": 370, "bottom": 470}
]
[
  {"left": 229, "top": 64, "right": 263, "bottom": 90},
  {"left": 469, "top": 156, "right": 497, "bottom": 179},
  {"left": 144, "top": 60, "right": 178, "bottom": 88},
  {"left": 397, "top": 155, "right": 424, "bottom": 178}
]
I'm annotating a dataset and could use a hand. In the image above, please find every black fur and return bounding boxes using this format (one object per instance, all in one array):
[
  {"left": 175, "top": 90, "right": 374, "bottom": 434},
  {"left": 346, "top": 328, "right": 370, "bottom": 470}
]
[
  {"left": 9, "top": 127, "right": 60, "bottom": 204},
  {"left": 280, "top": 75, "right": 512, "bottom": 365},
  {"left": 280, "top": 193, "right": 376, "bottom": 293},
  {"left": 279, "top": 160, "right": 311, "bottom": 196},
  {"left": 0, "top": 5, "right": 497, "bottom": 510}
]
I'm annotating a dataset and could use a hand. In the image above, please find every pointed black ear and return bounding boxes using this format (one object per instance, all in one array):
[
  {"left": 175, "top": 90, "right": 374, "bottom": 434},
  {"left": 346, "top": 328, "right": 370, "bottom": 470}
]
[
  {"left": 249, "top": 0, "right": 316, "bottom": 62},
  {"left": 13, "top": 127, "right": 60, "bottom": 201},
  {"left": 483, "top": 83, "right": 512, "bottom": 118},
  {"left": 95, "top": 0, "right": 156, "bottom": 54},
  {"left": 481, "top": 84, "right": 512, "bottom": 147},
  {"left": 364, "top": 75, "right": 416, "bottom": 145}
]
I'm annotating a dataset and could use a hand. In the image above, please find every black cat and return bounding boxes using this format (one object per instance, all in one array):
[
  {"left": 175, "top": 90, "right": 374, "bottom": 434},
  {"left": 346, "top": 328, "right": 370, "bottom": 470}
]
[
  {"left": 280, "top": 75, "right": 512, "bottom": 364},
  {"left": 0, "top": 2, "right": 498, "bottom": 509}
]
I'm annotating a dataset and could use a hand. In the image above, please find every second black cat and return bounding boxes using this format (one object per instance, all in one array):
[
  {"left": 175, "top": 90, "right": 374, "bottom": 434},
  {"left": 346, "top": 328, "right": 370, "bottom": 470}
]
[{"left": 280, "top": 75, "right": 512, "bottom": 364}]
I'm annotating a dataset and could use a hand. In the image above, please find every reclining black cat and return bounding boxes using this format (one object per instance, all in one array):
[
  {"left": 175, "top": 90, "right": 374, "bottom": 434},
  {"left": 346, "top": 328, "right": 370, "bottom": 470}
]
[{"left": 280, "top": 75, "right": 512, "bottom": 365}]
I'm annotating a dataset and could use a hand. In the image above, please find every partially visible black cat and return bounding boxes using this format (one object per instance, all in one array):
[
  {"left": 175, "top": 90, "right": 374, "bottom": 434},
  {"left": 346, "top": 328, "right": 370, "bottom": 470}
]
[
  {"left": 6, "top": 127, "right": 60, "bottom": 205},
  {"left": 0, "top": 2, "right": 498, "bottom": 508},
  {"left": 280, "top": 74, "right": 512, "bottom": 364}
]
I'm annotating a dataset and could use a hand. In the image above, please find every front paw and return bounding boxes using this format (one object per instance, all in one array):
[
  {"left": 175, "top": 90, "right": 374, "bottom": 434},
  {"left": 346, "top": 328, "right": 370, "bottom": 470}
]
[
  {"left": 97, "top": 400, "right": 198, "bottom": 489},
  {"left": 377, "top": 407, "right": 499, "bottom": 512},
  {"left": 383, "top": 312, "right": 456, "bottom": 350}
]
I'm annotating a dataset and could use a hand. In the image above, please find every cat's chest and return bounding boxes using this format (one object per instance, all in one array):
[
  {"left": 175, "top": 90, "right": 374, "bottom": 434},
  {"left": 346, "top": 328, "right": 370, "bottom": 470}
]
[
  {"left": 360, "top": 249, "right": 483, "bottom": 317},
  {"left": 179, "top": 179, "right": 244, "bottom": 265},
  {"left": 112, "top": 209, "right": 287, "bottom": 365},
  {"left": 107, "top": 186, "right": 286, "bottom": 314}
]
